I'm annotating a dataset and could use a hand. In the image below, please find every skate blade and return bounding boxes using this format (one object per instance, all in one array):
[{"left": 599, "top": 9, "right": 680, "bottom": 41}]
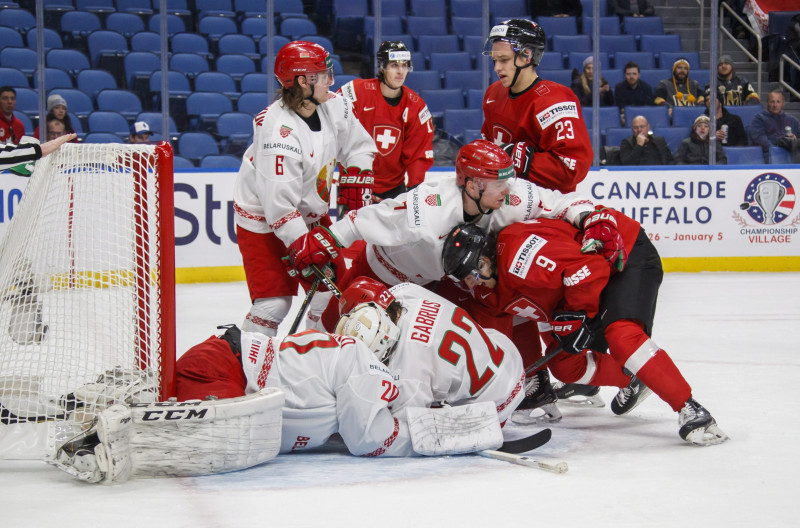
[
  {"left": 557, "top": 394, "right": 606, "bottom": 408},
  {"left": 684, "top": 424, "right": 730, "bottom": 446},
  {"left": 511, "top": 404, "right": 562, "bottom": 425}
]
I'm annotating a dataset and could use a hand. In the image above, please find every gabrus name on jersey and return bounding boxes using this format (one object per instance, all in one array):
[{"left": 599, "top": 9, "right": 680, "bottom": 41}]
[
  {"left": 509, "top": 234, "right": 547, "bottom": 278},
  {"left": 409, "top": 299, "right": 442, "bottom": 344},
  {"left": 536, "top": 102, "right": 579, "bottom": 129}
]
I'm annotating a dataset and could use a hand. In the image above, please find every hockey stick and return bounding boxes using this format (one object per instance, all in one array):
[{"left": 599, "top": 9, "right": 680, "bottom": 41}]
[
  {"left": 309, "top": 264, "right": 342, "bottom": 299},
  {"left": 479, "top": 428, "right": 568, "bottom": 473},
  {"left": 288, "top": 278, "right": 320, "bottom": 335}
]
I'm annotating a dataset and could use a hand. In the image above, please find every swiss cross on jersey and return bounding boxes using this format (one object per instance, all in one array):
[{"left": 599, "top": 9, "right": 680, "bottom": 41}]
[
  {"left": 373, "top": 125, "right": 401, "bottom": 155},
  {"left": 491, "top": 124, "right": 513, "bottom": 145},
  {"left": 503, "top": 296, "right": 548, "bottom": 322}
]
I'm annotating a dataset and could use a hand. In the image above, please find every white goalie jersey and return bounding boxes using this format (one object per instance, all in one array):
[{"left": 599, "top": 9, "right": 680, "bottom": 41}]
[
  {"left": 329, "top": 175, "right": 593, "bottom": 285},
  {"left": 386, "top": 283, "right": 526, "bottom": 425},
  {"left": 239, "top": 330, "right": 414, "bottom": 457}
]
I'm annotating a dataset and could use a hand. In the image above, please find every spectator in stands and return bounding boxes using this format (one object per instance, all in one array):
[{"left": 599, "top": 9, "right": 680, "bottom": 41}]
[
  {"left": 32, "top": 94, "right": 77, "bottom": 142},
  {"left": 750, "top": 89, "right": 800, "bottom": 157},
  {"left": 609, "top": 0, "right": 655, "bottom": 18},
  {"left": 0, "top": 86, "right": 25, "bottom": 145},
  {"left": 675, "top": 115, "right": 727, "bottom": 165},
  {"left": 128, "top": 121, "right": 152, "bottom": 144},
  {"left": 749, "top": 89, "right": 800, "bottom": 152},
  {"left": 528, "top": 0, "right": 582, "bottom": 18},
  {"left": 704, "top": 90, "right": 748, "bottom": 147},
  {"left": 706, "top": 55, "right": 760, "bottom": 106},
  {"left": 571, "top": 56, "right": 615, "bottom": 107},
  {"left": 46, "top": 116, "right": 66, "bottom": 142},
  {"left": 614, "top": 61, "right": 655, "bottom": 116},
  {"left": 654, "top": 58, "right": 704, "bottom": 116},
  {"left": 337, "top": 41, "right": 433, "bottom": 200},
  {"left": 619, "top": 115, "right": 674, "bottom": 165},
  {"left": 784, "top": 15, "right": 800, "bottom": 99}
]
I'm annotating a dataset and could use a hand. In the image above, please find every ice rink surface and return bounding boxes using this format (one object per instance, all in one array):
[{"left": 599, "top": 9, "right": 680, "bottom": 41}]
[{"left": 2, "top": 272, "right": 798, "bottom": 527}]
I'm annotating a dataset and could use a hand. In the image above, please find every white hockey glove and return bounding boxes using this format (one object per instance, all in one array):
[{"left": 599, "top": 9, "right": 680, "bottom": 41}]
[
  {"left": 406, "top": 401, "right": 503, "bottom": 456},
  {"left": 64, "top": 368, "right": 159, "bottom": 421}
]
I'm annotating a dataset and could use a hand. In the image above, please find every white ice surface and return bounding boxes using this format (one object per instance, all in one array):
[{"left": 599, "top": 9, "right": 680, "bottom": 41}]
[{"left": 1, "top": 272, "right": 798, "bottom": 527}]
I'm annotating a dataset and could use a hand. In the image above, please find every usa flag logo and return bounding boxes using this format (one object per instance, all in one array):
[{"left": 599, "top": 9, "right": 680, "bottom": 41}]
[{"left": 742, "top": 173, "right": 795, "bottom": 224}]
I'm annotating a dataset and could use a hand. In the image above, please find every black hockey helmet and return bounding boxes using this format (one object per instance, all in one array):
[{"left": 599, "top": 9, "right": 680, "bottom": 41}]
[
  {"left": 377, "top": 40, "right": 414, "bottom": 72},
  {"left": 482, "top": 18, "right": 546, "bottom": 68},
  {"left": 442, "top": 223, "right": 490, "bottom": 281}
]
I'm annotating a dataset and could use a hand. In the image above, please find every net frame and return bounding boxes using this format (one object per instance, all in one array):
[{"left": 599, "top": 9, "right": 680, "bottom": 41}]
[{"left": 0, "top": 142, "right": 175, "bottom": 459}]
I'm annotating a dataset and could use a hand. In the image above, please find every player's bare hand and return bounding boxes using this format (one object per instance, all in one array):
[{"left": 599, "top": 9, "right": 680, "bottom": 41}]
[{"left": 40, "top": 133, "right": 77, "bottom": 158}]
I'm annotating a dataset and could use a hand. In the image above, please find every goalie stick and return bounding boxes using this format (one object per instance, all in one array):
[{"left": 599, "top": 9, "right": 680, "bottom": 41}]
[{"left": 480, "top": 428, "right": 569, "bottom": 474}]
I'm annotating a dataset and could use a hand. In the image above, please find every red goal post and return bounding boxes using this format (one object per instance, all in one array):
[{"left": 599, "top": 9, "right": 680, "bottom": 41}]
[{"left": 0, "top": 142, "right": 175, "bottom": 459}]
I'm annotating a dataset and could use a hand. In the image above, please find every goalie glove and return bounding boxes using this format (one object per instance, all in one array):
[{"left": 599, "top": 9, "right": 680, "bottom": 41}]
[
  {"left": 337, "top": 165, "right": 374, "bottom": 215},
  {"left": 580, "top": 208, "right": 627, "bottom": 272},
  {"left": 551, "top": 311, "right": 592, "bottom": 355},
  {"left": 501, "top": 141, "right": 535, "bottom": 177}
]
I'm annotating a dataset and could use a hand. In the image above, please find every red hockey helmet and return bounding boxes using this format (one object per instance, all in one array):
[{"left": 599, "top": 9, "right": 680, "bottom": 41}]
[
  {"left": 338, "top": 276, "right": 395, "bottom": 317},
  {"left": 455, "top": 139, "right": 515, "bottom": 187},
  {"left": 274, "top": 40, "right": 333, "bottom": 88}
]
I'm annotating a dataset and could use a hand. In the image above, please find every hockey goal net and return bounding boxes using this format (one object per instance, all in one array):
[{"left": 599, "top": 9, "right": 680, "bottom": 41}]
[{"left": 0, "top": 142, "right": 175, "bottom": 459}]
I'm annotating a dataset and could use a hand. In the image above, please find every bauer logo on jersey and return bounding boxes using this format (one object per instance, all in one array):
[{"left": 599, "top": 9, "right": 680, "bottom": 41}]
[
  {"left": 509, "top": 234, "right": 547, "bottom": 278},
  {"left": 418, "top": 106, "right": 432, "bottom": 125},
  {"left": 373, "top": 125, "right": 401, "bottom": 155},
  {"left": 536, "top": 102, "right": 579, "bottom": 129}
]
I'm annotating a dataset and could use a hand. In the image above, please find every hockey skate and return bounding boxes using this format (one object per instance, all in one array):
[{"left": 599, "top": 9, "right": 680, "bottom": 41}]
[
  {"left": 552, "top": 382, "right": 605, "bottom": 408},
  {"left": 678, "top": 398, "right": 729, "bottom": 446},
  {"left": 511, "top": 370, "right": 562, "bottom": 424},
  {"left": 610, "top": 376, "right": 653, "bottom": 415}
]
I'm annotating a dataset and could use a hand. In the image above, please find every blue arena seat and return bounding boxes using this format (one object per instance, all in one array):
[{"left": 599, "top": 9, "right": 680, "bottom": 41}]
[
  {"left": 0, "top": 27, "right": 24, "bottom": 50},
  {"left": 179, "top": 131, "right": 221, "bottom": 163},
  {"left": 652, "top": 127, "right": 690, "bottom": 153},
  {"left": 195, "top": 71, "right": 238, "bottom": 98},
  {"left": 623, "top": 16, "right": 664, "bottom": 36},
  {"left": 218, "top": 54, "right": 257, "bottom": 81},
  {"left": 216, "top": 111, "right": 253, "bottom": 155},
  {"left": 613, "top": 51, "right": 655, "bottom": 70},
  {"left": 605, "top": 127, "right": 631, "bottom": 148},
  {"left": 1, "top": 47, "right": 37, "bottom": 77},
  {"left": 451, "top": 17, "right": 482, "bottom": 38},
  {"left": 186, "top": 92, "right": 234, "bottom": 131},
  {"left": 105, "top": 13, "right": 145, "bottom": 38},
  {"left": 659, "top": 51, "right": 700, "bottom": 71},
  {"left": 406, "top": 16, "right": 449, "bottom": 38},
  {"left": 131, "top": 31, "right": 160, "bottom": 52},
  {"left": 624, "top": 105, "right": 670, "bottom": 128},
  {"left": 83, "top": 132, "right": 124, "bottom": 143},
  {"left": 726, "top": 105, "right": 763, "bottom": 131},
  {"left": 0, "top": 8, "right": 35, "bottom": 30},
  {"left": 723, "top": 146, "right": 764, "bottom": 165},
  {"left": 444, "top": 70, "right": 484, "bottom": 92},
  {"left": 32, "top": 68, "right": 74, "bottom": 91},
  {"left": 583, "top": 107, "right": 622, "bottom": 131},
  {"left": 769, "top": 145, "right": 793, "bottom": 164},
  {"left": 418, "top": 35, "right": 460, "bottom": 56},
  {"left": 410, "top": 0, "right": 446, "bottom": 17},
  {"left": 429, "top": 52, "right": 472, "bottom": 75},
  {"left": 201, "top": 155, "right": 242, "bottom": 169},
  {"left": 26, "top": 27, "right": 63, "bottom": 50},
  {"left": 582, "top": 16, "right": 621, "bottom": 35},
  {"left": 46, "top": 48, "right": 91, "bottom": 78},
  {"left": 404, "top": 70, "right": 442, "bottom": 93},
  {"left": 87, "top": 30, "right": 129, "bottom": 69},
  {"left": 568, "top": 52, "right": 609, "bottom": 71},
  {"left": 88, "top": 111, "right": 130, "bottom": 137},
  {"left": 237, "top": 92, "right": 269, "bottom": 115},
  {"left": 0, "top": 67, "right": 29, "bottom": 88},
  {"left": 444, "top": 108, "right": 483, "bottom": 143},
  {"left": 451, "top": 0, "right": 481, "bottom": 18},
  {"left": 96, "top": 89, "right": 143, "bottom": 121},
  {"left": 171, "top": 33, "right": 212, "bottom": 59},
  {"left": 279, "top": 17, "right": 316, "bottom": 40}
]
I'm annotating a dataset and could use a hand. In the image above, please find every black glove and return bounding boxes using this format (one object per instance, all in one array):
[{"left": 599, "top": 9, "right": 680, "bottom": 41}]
[
  {"left": 551, "top": 311, "right": 592, "bottom": 355},
  {"left": 501, "top": 141, "right": 535, "bottom": 177}
]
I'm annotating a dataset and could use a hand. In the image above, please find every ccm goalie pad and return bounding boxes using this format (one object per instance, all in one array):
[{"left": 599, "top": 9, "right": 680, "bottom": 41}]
[
  {"left": 406, "top": 401, "right": 503, "bottom": 456},
  {"left": 48, "top": 387, "right": 284, "bottom": 484}
]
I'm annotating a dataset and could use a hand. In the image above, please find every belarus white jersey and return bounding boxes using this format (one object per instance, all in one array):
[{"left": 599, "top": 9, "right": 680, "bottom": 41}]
[
  {"left": 239, "top": 329, "right": 413, "bottom": 457},
  {"left": 329, "top": 175, "right": 594, "bottom": 285},
  {"left": 387, "top": 283, "right": 526, "bottom": 425},
  {"left": 233, "top": 92, "right": 377, "bottom": 247}
]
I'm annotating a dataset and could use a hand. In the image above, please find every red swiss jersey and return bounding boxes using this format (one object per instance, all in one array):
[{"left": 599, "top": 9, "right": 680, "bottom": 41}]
[
  {"left": 0, "top": 114, "right": 25, "bottom": 145},
  {"left": 481, "top": 77, "right": 592, "bottom": 193},
  {"left": 493, "top": 209, "right": 641, "bottom": 323},
  {"left": 338, "top": 78, "right": 434, "bottom": 194}
]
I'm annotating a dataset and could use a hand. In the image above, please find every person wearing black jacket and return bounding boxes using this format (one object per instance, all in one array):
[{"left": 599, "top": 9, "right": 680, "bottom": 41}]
[
  {"left": 705, "top": 95, "right": 748, "bottom": 147},
  {"left": 619, "top": 115, "right": 674, "bottom": 165}
]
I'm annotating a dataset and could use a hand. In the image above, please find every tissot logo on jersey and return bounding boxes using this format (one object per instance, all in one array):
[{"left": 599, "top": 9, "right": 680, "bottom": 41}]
[
  {"left": 418, "top": 106, "right": 432, "bottom": 125},
  {"left": 536, "top": 102, "right": 579, "bottom": 129},
  {"left": 563, "top": 265, "right": 591, "bottom": 286},
  {"left": 509, "top": 234, "right": 547, "bottom": 278}
]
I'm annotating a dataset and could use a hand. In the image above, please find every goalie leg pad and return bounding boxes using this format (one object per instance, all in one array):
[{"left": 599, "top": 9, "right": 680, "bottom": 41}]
[
  {"left": 129, "top": 387, "right": 284, "bottom": 478},
  {"left": 406, "top": 402, "right": 503, "bottom": 456}
]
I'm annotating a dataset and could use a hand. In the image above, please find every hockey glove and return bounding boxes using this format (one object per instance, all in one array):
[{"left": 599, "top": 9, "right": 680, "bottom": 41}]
[
  {"left": 337, "top": 165, "right": 374, "bottom": 216},
  {"left": 580, "top": 208, "right": 627, "bottom": 272},
  {"left": 501, "top": 142, "right": 535, "bottom": 177},
  {"left": 551, "top": 311, "right": 592, "bottom": 355},
  {"left": 286, "top": 226, "right": 341, "bottom": 275}
]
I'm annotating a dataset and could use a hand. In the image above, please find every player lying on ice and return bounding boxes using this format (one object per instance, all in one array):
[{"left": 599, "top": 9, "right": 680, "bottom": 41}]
[
  {"left": 439, "top": 211, "right": 729, "bottom": 447},
  {"left": 48, "top": 281, "right": 527, "bottom": 484}
]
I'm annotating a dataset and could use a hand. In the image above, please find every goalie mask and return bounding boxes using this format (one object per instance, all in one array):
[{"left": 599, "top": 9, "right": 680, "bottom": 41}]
[{"left": 335, "top": 302, "right": 400, "bottom": 365}]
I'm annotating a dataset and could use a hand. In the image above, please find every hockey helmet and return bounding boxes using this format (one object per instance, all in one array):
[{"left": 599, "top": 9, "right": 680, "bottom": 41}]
[
  {"left": 338, "top": 276, "right": 396, "bottom": 317},
  {"left": 442, "top": 223, "right": 490, "bottom": 281},
  {"left": 335, "top": 302, "right": 401, "bottom": 364},
  {"left": 455, "top": 140, "right": 515, "bottom": 188},
  {"left": 376, "top": 40, "right": 414, "bottom": 71},
  {"left": 274, "top": 40, "right": 334, "bottom": 88},
  {"left": 482, "top": 18, "right": 546, "bottom": 68}
]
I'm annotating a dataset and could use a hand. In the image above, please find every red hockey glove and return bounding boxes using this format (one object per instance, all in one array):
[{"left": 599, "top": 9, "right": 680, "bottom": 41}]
[
  {"left": 282, "top": 256, "right": 337, "bottom": 290},
  {"left": 501, "top": 141, "right": 535, "bottom": 177},
  {"left": 551, "top": 311, "right": 592, "bottom": 355},
  {"left": 580, "top": 208, "right": 627, "bottom": 272},
  {"left": 286, "top": 226, "right": 341, "bottom": 275},
  {"left": 337, "top": 165, "right": 374, "bottom": 216}
]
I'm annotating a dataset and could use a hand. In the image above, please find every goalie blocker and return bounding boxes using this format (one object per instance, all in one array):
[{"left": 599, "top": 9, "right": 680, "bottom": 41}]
[{"left": 49, "top": 387, "right": 284, "bottom": 484}]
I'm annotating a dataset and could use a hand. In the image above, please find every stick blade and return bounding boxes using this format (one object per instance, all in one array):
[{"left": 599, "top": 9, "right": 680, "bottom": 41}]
[{"left": 498, "top": 428, "right": 551, "bottom": 454}]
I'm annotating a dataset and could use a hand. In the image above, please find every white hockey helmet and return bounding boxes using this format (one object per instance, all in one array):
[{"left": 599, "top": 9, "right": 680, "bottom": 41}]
[{"left": 335, "top": 302, "right": 400, "bottom": 364}]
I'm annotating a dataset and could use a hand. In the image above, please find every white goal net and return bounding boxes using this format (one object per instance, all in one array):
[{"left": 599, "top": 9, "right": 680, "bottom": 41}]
[{"left": 0, "top": 142, "right": 175, "bottom": 459}]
